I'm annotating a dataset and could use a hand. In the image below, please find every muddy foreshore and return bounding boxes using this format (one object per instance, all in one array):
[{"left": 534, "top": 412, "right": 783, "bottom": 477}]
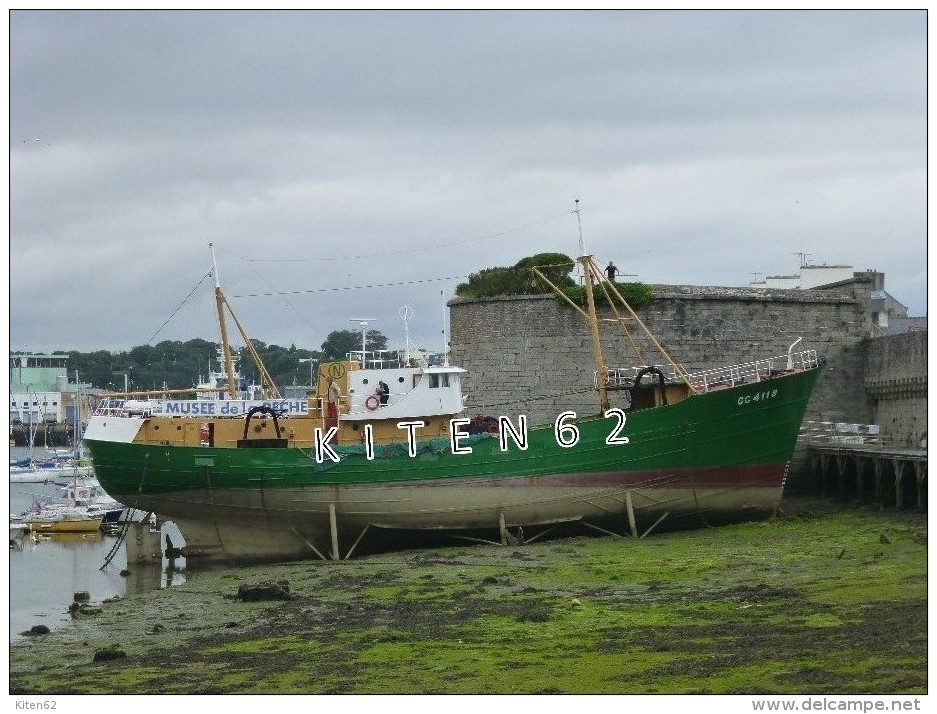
[{"left": 9, "top": 498, "right": 927, "bottom": 695}]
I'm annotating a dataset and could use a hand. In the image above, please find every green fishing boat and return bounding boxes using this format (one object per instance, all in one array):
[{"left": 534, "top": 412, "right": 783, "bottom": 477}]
[{"left": 84, "top": 247, "right": 822, "bottom": 563}]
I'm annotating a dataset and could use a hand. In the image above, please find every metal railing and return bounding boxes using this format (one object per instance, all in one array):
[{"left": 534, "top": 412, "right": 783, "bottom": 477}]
[
  {"left": 800, "top": 420, "right": 887, "bottom": 446},
  {"left": 92, "top": 398, "right": 153, "bottom": 418},
  {"left": 687, "top": 350, "right": 819, "bottom": 393},
  {"left": 598, "top": 349, "right": 820, "bottom": 393}
]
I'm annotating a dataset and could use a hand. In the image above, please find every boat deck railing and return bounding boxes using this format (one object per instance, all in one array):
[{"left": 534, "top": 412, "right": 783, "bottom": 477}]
[
  {"left": 344, "top": 349, "right": 447, "bottom": 370},
  {"left": 93, "top": 398, "right": 153, "bottom": 418},
  {"left": 687, "top": 349, "right": 819, "bottom": 393},
  {"left": 600, "top": 349, "right": 820, "bottom": 394},
  {"left": 603, "top": 365, "right": 675, "bottom": 389}
]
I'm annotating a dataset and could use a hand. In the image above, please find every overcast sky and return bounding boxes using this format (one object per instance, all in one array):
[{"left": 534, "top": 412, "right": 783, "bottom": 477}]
[{"left": 8, "top": 10, "right": 927, "bottom": 363}]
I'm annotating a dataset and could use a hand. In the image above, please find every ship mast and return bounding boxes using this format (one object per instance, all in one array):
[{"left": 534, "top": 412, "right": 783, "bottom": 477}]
[
  {"left": 581, "top": 256, "right": 610, "bottom": 413},
  {"left": 210, "top": 243, "right": 239, "bottom": 399},
  {"left": 574, "top": 200, "right": 610, "bottom": 413}
]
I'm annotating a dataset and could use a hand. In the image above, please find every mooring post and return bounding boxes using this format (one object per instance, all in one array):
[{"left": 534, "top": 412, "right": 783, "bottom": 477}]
[
  {"left": 893, "top": 459, "right": 907, "bottom": 511},
  {"left": 835, "top": 455, "right": 848, "bottom": 498},
  {"left": 873, "top": 460, "right": 886, "bottom": 505},
  {"left": 124, "top": 521, "right": 163, "bottom": 565},
  {"left": 915, "top": 462, "right": 927, "bottom": 512}
]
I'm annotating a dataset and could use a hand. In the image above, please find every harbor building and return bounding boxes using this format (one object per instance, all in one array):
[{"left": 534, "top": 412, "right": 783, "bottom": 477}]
[{"left": 9, "top": 353, "right": 94, "bottom": 433}]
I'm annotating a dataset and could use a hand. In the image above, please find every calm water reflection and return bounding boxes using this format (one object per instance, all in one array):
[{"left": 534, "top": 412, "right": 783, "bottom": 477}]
[{"left": 9, "top": 479, "right": 186, "bottom": 643}]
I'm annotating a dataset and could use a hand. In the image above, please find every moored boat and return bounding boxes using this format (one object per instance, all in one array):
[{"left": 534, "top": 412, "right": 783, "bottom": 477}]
[
  {"left": 10, "top": 458, "right": 95, "bottom": 483},
  {"left": 84, "top": 245, "right": 823, "bottom": 564},
  {"left": 24, "top": 512, "right": 105, "bottom": 534},
  {"left": 19, "top": 479, "right": 125, "bottom": 534}
]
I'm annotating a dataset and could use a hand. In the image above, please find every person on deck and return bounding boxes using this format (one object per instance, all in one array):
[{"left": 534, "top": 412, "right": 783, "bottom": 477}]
[
  {"left": 605, "top": 261, "right": 618, "bottom": 282},
  {"left": 378, "top": 381, "right": 390, "bottom": 406},
  {"left": 326, "top": 376, "right": 341, "bottom": 430}
]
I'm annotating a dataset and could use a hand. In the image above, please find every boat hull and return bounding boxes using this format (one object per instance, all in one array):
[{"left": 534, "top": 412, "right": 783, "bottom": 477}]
[
  {"left": 25, "top": 518, "right": 103, "bottom": 534},
  {"left": 85, "top": 366, "right": 821, "bottom": 563},
  {"left": 151, "top": 476, "right": 784, "bottom": 562}
]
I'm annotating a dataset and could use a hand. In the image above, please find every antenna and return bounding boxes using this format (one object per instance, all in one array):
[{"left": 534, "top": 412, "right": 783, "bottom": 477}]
[
  {"left": 349, "top": 318, "right": 374, "bottom": 367},
  {"left": 209, "top": 242, "right": 221, "bottom": 287},
  {"left": 399, "top": 305, "right": 413, "bottom": 365},
  {"left": 574, "top": 198, "right": 586, "bottom": 286},
  {"left": 793, "top": 252, "right": 814, "bottom": 269},
  {"left": 441, "top": 290, "right": 450, "bottom": 366}
]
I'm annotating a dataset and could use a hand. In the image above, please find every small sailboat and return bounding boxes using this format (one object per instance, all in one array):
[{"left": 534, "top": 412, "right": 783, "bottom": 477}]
[{"left": 10, "top": 386, "right": 94, "bottom": 482}]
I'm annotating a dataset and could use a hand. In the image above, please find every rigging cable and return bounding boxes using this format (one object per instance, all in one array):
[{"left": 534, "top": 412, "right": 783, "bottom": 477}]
[
  {"left": 143, "top": 271, "right": 214, "bottom": 345},
  {"left": 232, "top": 274, "right": 469, "bottom": 299},
  {"left": 241, "top": 211, "right": 571, "bottom": 264}
]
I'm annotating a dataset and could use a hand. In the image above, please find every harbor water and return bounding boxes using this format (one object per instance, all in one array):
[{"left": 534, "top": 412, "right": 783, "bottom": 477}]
[{"left": 8, "top": 447, "right": 186, "bottom": 643}]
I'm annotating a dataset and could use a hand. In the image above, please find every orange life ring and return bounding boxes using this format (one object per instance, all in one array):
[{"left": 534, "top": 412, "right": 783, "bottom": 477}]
[{"left": 365, "top": 395, "right": 380, "bottom": 411}]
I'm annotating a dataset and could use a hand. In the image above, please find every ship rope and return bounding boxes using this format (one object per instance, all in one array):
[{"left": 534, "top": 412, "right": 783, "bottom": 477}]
[
  {"left": 143, "top": 271, "right": 213, "bottom": 345},
  {"left": 102, "top": 453, "right": 157, "bottom": 569},
  {"left": 100, "top": 508, "right": 143, "bottom": 570}
]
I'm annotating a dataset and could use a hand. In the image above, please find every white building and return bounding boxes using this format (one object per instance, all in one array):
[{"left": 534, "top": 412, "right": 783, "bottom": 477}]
[
  {"left": 750, "top": 262, "right": 921, "bottom": 335},
  {"left": 750, "top": 263, "right": 856, "bottom": 290}
]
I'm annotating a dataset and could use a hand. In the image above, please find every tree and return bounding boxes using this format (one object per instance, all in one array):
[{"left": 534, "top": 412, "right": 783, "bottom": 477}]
[
  {"left": 320, "top": 329, "right": 388, "bottom": 361},
  {"left": 516, "top": 252, "right": 576, "bottom": 292},
  {"left": 452, "top": 251, "right": 654, "bottom": 309},
  {"left": 455, "top": 252, "right": 577, "bottom": 298}
]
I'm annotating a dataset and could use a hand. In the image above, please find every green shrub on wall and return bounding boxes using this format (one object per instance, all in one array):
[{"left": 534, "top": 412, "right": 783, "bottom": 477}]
[
  {"left": 560, "top": 281, "right": 655, "bottom": 308},
  {"left": 456, "top": 252, "right": 652, "bottom": 308},
  {"left": 455, "top": 252, "right": 576, "bottom": 298}
]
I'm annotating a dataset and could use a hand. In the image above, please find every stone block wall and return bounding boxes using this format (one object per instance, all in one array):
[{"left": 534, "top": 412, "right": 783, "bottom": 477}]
[{"left": 864, "top": 331, "right": 928, "bottom": 447}]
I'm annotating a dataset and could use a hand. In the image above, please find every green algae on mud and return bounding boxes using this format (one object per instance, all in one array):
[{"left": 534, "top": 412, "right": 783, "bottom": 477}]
[{"left": 8, "top": 499, "right": 927, "bottom": 695}]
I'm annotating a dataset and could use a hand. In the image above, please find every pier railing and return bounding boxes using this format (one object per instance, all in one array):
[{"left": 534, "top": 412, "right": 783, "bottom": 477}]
[{"left": 800, "top": 420, "right": 888, "bottom": 446}]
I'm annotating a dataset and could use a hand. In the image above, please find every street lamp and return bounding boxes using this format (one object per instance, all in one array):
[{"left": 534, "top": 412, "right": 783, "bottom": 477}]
[{"left": 299, "top": 358, "right": 317, "bottom": 389}]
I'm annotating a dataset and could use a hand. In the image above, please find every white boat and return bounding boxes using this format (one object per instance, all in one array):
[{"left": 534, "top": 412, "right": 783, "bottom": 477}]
[
  {"left": 10, "top": 385, "right": 93, "bottom": 483},
  {"left": 10, "top": 457, "right": 94, "bottom": 483},
  {"left": 20, "top": 480, "right": 125, "bottom": 534}
]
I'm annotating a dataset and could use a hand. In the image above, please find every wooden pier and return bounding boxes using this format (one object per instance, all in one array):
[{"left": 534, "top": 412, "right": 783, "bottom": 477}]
[{"left": 801, "top": 422, "right": 927, "bottom": 511}]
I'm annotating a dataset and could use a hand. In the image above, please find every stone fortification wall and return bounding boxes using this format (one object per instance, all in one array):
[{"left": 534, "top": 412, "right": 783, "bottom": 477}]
[
  {"left": 449, "top": 284, "right": 874, "bottom": 429},
  {"left": 864, "top": 331, "right": 928, "bottom": 447}
]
